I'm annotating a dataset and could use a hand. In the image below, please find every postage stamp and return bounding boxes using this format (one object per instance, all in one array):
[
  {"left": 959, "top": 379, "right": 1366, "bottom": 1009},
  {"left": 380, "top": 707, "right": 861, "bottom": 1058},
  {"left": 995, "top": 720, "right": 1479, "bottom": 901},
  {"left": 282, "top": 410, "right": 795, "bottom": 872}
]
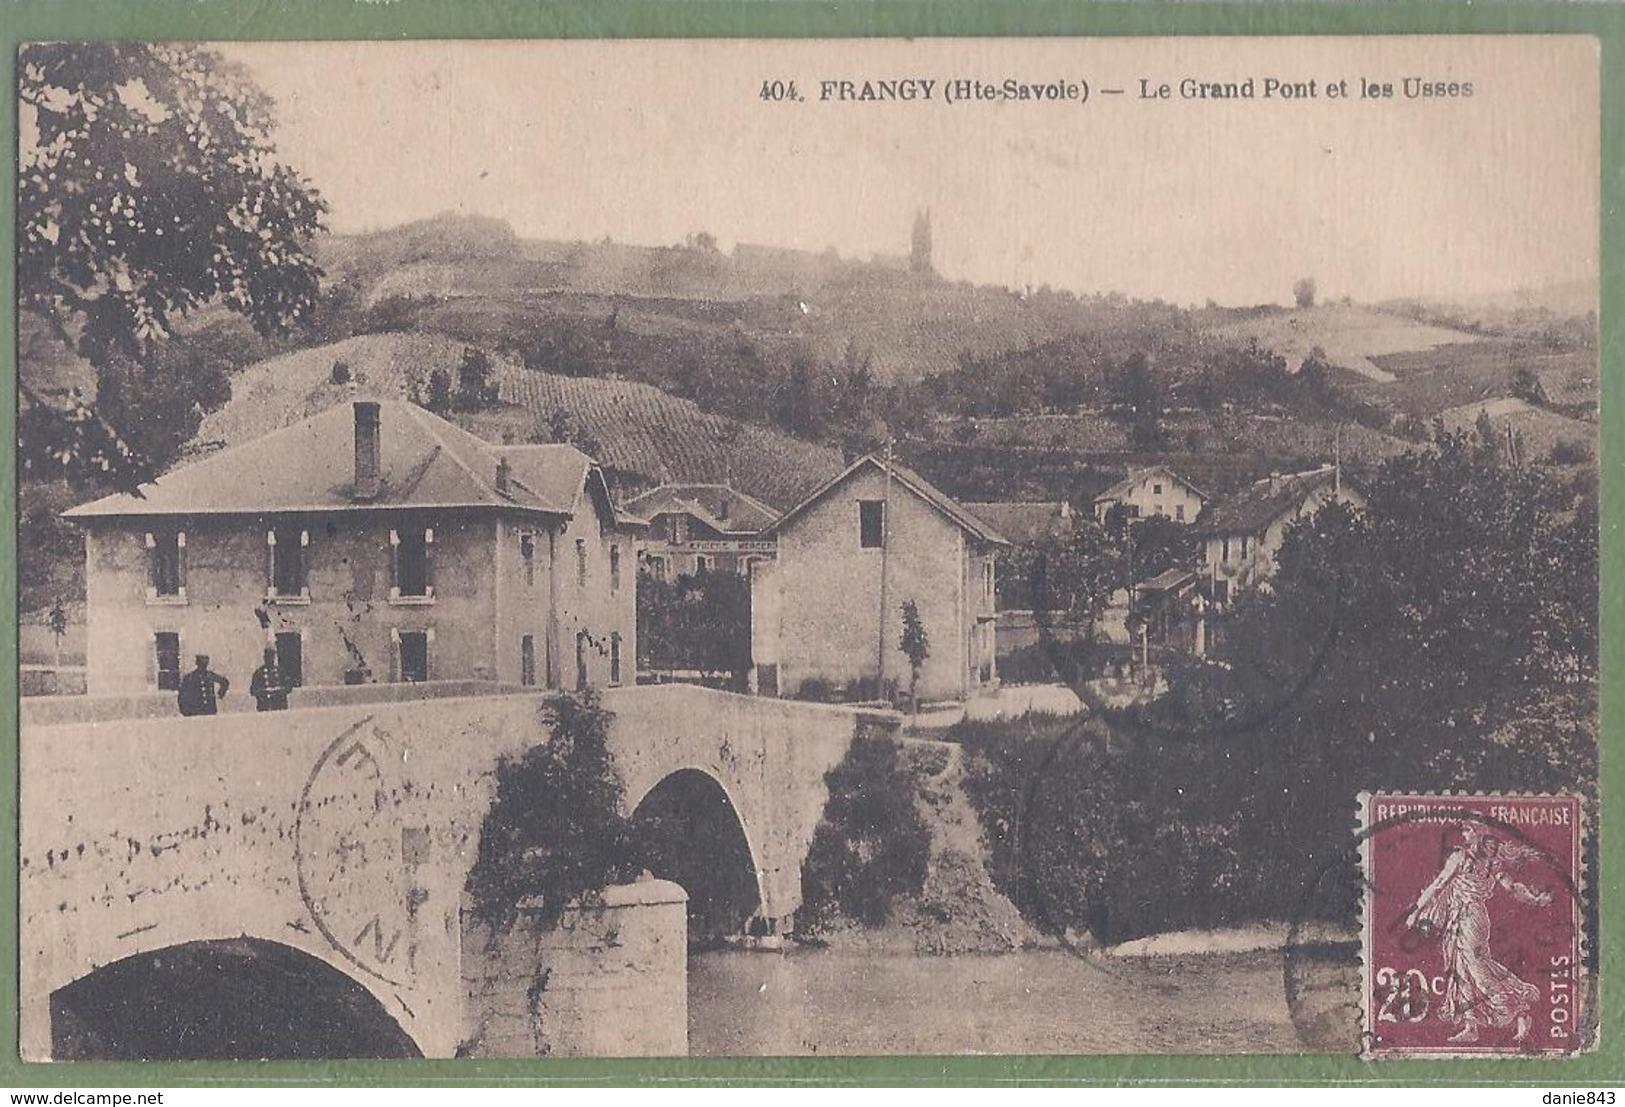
[{"left": 1359, "top": 793, "right": 1587, "bottom": 1058}]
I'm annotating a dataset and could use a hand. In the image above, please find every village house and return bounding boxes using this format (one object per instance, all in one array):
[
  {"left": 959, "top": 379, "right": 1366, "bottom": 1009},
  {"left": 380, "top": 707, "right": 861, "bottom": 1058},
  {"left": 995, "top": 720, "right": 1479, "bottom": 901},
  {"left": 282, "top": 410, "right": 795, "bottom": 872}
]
[
  {"left": 749, "top": 455, "right": 1008, "bottom": 702},
  {"left": 64, "top": 399, "right": 643, "bottom": 697},
  {"left": 1092, "top": 466, "right": 1208, "bottom": 525},
  {"left": 625, "top": 483, "right": 780, "bottom": 581},
  {"left": 1198, "top": 464, "right": 1365, "bottom": 604}
]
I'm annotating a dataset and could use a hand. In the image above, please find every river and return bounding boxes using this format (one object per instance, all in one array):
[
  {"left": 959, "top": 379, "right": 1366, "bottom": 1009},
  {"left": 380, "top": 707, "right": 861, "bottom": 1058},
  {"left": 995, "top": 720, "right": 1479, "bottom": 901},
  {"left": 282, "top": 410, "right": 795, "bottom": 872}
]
[{"left": 689, "top": 945, "right": 1333, "bottom": 1055}]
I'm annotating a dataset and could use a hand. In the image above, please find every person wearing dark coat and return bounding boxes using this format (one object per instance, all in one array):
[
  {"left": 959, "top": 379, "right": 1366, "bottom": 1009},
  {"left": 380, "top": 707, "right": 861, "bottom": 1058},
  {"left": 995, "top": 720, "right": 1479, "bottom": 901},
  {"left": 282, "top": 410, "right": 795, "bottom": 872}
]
[
  {"left": 250, "top": 647, "right": 290, "bottom": 712},
  {"left": 177, "top": 654, "right": 230, "bottom": 716}
]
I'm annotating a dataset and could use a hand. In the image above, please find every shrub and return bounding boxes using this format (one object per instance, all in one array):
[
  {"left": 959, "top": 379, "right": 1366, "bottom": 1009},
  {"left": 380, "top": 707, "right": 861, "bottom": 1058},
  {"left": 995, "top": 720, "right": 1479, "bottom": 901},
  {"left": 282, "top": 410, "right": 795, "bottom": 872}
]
[
  {"left": 329, "top": 360, "right": 352, "bottom": 385},
  {"left": 1549, "top": 438, "right": 1589, "bottom": 465},
  {"left": 799, "top": 732, "right": 931, "bottom": 930},
  {"left": 465, "top": 691, "right": 639, "bottom": 934},
  {"left": 954, "top": 711, "right": 1318, "bottom": 944}
]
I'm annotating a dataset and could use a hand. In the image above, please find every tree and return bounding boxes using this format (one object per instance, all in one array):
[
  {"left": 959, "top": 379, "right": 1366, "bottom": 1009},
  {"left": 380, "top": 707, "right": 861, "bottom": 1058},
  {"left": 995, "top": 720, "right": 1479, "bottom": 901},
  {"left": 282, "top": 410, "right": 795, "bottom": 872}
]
[
  {"left": 1293, "top": 276, "right": 1317, "bottom": 309},
  {"left": 898, "top": 599, "right": 930, "bottom": 707},
  {"left": 1510, "top": 365, "right": 1548, "bottom": 407},
  {"left": 465, "top": 691, "right": 639, "bottom": 935},
  {"left": 1113, "top": 353, "right": 1165, "bottom": 450},
  {"left": 1126, "top": 515, "right": 1197, "bottom": 581},
  {"left": 454, "top": 346, "right": 501, "bottom": 412},
  {"left": 19, "top": 43, "right": 327, "bottom": 486},
  {"left": 1217, "top": 431, "right": 1596, "bottom": 798}
]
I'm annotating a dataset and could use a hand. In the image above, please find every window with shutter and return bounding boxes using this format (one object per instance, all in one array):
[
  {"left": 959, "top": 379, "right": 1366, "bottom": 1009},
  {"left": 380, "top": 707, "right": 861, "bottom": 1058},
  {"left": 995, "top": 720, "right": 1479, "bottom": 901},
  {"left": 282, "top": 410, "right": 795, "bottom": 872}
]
[
  {"left": 147, "top": 531, "right": 186, "bottom": 601},
  {"left": 391, "top": 527, "right": 433, "bottom": 600},
  {"left": 268, "top": 525, "right": 308, "bottom": 600},
  {"left": 154, "top": 632, "right": 181, "bottom": 691}
]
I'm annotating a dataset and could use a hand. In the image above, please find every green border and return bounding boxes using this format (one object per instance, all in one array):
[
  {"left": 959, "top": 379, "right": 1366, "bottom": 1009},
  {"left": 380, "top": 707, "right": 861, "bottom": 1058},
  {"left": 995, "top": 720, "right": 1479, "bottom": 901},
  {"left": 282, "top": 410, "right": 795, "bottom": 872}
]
[{"left": 3, "top": 0, "right": 1620, "bottom": 1089}]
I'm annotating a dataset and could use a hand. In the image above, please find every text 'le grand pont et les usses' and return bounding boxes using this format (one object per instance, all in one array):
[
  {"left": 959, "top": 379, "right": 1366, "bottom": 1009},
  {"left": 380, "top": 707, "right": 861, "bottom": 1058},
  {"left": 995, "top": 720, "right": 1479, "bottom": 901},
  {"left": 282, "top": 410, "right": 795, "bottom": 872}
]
[{"left": 757, "top": 74, "right": 1474, "bottom": 106}]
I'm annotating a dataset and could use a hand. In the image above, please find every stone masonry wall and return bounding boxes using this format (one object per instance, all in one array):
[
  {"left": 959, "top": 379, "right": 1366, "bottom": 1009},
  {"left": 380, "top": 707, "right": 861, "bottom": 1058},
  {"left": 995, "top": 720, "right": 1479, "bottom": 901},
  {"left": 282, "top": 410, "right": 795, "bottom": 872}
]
[{"left": 460, "top": 880, "right": 688, "bottom": 1057}]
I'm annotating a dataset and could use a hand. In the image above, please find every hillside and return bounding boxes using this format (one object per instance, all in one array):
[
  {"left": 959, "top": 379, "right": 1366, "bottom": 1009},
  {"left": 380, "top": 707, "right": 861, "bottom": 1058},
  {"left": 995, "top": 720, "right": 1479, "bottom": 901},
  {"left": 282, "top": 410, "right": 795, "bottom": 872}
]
[
  {"left": 192, "top": 332, "right": 845, "bottom": 509},
  {"left": 1203, "top": 303, "right": 1485, "bottom": 383}
]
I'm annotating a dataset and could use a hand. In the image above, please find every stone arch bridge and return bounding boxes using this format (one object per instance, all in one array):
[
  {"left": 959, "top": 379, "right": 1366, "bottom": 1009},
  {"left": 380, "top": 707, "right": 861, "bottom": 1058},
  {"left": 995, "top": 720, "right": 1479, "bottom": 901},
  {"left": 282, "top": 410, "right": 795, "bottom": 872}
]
[{"left": 19, "top": 684, "right": 897, "bottom": 1059}]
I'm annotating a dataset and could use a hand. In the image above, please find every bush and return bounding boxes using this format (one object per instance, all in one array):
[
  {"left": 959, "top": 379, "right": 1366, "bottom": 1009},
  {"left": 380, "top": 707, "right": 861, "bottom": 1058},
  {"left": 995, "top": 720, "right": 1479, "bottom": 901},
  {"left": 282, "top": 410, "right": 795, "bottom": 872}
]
[
  {"left": 955, "top": 711, "right": 1328, "bottom": 944},
  {"left": 799, "top": 732, "right": 931, "bottom": 931},
  {"left": 465, "top": 691, "right": 640, "bottom": 934},
  {"left": 1549, "top": 438, "right": 1589, "bottom": 465},
  {"left": 996, "top": 639, "right": 1101, "bottom": 686},
  {"left": 329, "top": 360, "right": 352, "bottom": 385}
]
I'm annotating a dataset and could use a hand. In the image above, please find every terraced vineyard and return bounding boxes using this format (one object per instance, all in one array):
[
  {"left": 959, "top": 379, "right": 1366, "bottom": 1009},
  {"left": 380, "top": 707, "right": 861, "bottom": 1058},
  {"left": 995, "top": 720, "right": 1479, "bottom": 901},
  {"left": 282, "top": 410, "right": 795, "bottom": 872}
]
[
  {"left": 488, "top": 366, "right": 844, "bottom": 508},
  {"left": 192, "top": 332, "right": 844, "bottom": 510}
]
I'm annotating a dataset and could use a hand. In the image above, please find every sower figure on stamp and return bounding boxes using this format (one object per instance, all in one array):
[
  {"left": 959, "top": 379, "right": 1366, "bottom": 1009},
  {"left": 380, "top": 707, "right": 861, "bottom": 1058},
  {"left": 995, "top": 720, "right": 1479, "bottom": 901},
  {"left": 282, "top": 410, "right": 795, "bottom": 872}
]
[
  {"left": 1404, "top": 821, "right": 1552, "bottom": 1044},
  {"left": 177, "top": 654, "right": 230, "bottom": 717},
  {"left": 250, "top": 647, "right": 289, "bottom": 712}
]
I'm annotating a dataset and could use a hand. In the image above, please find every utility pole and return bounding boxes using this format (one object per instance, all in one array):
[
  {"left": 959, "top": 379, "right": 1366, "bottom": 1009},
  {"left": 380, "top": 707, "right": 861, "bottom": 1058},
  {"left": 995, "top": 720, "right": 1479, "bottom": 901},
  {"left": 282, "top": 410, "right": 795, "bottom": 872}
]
[{"left": 876, "top": 440, "right": 894, "bottom": 698}]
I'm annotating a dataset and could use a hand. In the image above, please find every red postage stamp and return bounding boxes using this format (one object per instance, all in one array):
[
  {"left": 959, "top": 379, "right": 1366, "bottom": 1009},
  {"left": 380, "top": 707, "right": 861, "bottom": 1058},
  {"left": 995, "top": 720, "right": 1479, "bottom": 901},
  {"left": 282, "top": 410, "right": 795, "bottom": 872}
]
[{"left": 1359, "top": 793, "right": 1586, "bottom": 1058}]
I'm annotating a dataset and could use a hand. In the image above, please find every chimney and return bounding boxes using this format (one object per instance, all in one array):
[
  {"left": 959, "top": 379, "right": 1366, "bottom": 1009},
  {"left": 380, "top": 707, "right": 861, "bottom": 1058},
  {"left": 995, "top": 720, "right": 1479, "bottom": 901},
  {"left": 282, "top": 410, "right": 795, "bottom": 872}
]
[
  {"left": 353, "top": 401, "right": 381, "bottom": 501},
  {"left": 495, "top": 456, "right": 512, "bottom": 496},
  {"left": 719, "top": 494, "right": 731, "bottom": 522}
]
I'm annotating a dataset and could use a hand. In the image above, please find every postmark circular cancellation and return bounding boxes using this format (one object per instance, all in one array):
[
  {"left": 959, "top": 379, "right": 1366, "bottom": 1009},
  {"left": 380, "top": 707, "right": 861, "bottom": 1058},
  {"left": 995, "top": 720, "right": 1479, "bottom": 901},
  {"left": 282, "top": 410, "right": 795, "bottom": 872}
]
[
  {"left": 293, "top": 716, "right": 419, "bottom": 990},
  {"left": 1353, "top": 792, "right": 1591, "bottom": 1058}
]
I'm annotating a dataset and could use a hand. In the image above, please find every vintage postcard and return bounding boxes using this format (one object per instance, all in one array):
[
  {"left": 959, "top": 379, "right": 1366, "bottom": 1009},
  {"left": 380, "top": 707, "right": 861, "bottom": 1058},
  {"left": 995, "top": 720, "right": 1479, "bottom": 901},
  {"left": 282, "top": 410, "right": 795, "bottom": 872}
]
[{"left": 12, "top": 30, "right": 1604, "bottom": 1071}]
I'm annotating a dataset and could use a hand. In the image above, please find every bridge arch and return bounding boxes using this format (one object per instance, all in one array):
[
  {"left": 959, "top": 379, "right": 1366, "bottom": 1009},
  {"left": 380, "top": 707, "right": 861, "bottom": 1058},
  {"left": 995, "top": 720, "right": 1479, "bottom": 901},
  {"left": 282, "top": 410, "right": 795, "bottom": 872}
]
[
  {"left": 50, "top": 938, "right": 422, "bottom": 1061},
  {"left": 629, "top": 768, "right": 764, "bottom": 944}
]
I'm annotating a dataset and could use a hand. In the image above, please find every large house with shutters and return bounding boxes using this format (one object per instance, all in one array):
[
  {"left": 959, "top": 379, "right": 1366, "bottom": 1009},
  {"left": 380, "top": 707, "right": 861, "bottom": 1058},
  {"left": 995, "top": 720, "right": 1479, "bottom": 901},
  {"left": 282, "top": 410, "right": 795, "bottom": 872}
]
[
  {"left": 65, "top": 399, "right": 643, "bottom": 697},
  {"left": 750, "top": 455, "right": 1008, "bottom": 703}
]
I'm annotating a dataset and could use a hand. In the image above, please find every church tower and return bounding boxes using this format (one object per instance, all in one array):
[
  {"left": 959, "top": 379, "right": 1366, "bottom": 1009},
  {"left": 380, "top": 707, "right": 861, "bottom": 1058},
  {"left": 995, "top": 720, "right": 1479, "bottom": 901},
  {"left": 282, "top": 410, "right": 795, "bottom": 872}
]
[{"left": 910, "top": 208, "right": 933, "bottom": 275}]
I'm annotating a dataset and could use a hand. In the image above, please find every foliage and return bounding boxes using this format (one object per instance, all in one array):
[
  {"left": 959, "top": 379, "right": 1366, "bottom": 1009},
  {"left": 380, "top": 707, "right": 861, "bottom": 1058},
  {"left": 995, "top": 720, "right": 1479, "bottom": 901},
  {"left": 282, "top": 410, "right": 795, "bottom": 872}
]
[
  {"left": 329, "top": 360, "right": 352, "bottom": 385},
  {"left": 998, "top": 514, "right": 1123, "bottom": 631},
  {"left": 898, "top": 599, "right": 930, "bottom": 702},
  {"left": 18, "top": 480, "right": 86, "bottom": 614},
  {"left": 1125, "top": 514, "right": 1197, "bottom": 582},
  {"left": 958, "top": 711, "right": 1290, "bottom": 943},
  {"left": 1549, "top": 438, "right": 1589, "bottom": 466},
  {"left": 1294, "top": 276, "right": 1317, "bottom": 309},
  {"left": 453, "top": 346, "right": 501, "bottom": 412},
  {"left": 465, "top": 691, "right": 639, "bottom": 934},
  {"left": 958, "top": 431, "right": 1597, "bottom": 943},
  {"left": 637, "top": 569, "right": 752, "bottom": 681},
  {"left": 799, "top": 732, "right": 931, "bottom": 930},
  {"left": 1510, "top": 365, "right": 1548, "bottom": 406},
  {"left": 18, "top": 43, "right": 325, "bottom": 485},
  {"left": 1113, "top": 352, "right": 1166, "bottom": 450},
  {"left": 356, "top": 293, "right": 433, "bottom": 335}
]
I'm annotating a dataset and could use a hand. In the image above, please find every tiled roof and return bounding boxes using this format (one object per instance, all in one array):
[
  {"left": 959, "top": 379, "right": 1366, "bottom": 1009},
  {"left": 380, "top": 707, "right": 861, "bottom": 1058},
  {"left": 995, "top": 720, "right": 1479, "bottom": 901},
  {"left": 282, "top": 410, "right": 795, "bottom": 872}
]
[
  {"left": 623, "top": 483, "right": 781, "bottom": 535},
  {"left": 962, "top": 502, "right": 1072, "bottom": 545},
  {"left": 1092, "top": 465, "right": 1208, "bottom": 505},
  {"left": 65, "top": 400, "right": 637, "bottom": 527},
  {"left": 1196, "top": 466, "right": 1339, "bottom": 537},
  {"left": 760, "top": 455, "right": 1009, "bottom": 545},
  {"left": 1135, "top": 567, "right": 1197, "bottom": 594}
]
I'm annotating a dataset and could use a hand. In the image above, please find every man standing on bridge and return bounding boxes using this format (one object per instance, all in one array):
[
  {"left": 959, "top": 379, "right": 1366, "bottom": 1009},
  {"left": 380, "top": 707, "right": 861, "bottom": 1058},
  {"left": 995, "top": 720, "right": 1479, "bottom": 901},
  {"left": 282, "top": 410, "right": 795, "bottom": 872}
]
[
  {"left": 249, "top": 647, "right": 289, "bottom": 712},
  {"left": 177, "top": 654, "right": 230, "bottom": 716}
]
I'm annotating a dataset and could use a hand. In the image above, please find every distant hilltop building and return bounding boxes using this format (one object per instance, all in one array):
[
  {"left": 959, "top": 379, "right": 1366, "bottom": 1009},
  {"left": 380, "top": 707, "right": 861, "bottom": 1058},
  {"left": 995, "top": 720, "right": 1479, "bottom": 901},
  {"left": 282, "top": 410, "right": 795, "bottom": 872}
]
[{"left": 911, "top": 208, "right": 933, "bottom": 275}]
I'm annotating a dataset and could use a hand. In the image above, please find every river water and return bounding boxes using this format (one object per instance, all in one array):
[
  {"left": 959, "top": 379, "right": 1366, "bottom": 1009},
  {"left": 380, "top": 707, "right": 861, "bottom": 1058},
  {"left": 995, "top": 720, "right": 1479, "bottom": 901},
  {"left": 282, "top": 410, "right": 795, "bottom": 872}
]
[{"left": 689, "top": 946, "right": 1327, "bottom": 1056}]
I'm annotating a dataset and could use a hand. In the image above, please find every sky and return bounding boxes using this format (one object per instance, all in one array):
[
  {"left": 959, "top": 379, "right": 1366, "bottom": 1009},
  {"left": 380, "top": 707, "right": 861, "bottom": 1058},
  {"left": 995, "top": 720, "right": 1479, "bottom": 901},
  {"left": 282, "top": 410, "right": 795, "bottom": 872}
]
[{"left": 210, "top": 36, "right": 1599, "bottom": 307}]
